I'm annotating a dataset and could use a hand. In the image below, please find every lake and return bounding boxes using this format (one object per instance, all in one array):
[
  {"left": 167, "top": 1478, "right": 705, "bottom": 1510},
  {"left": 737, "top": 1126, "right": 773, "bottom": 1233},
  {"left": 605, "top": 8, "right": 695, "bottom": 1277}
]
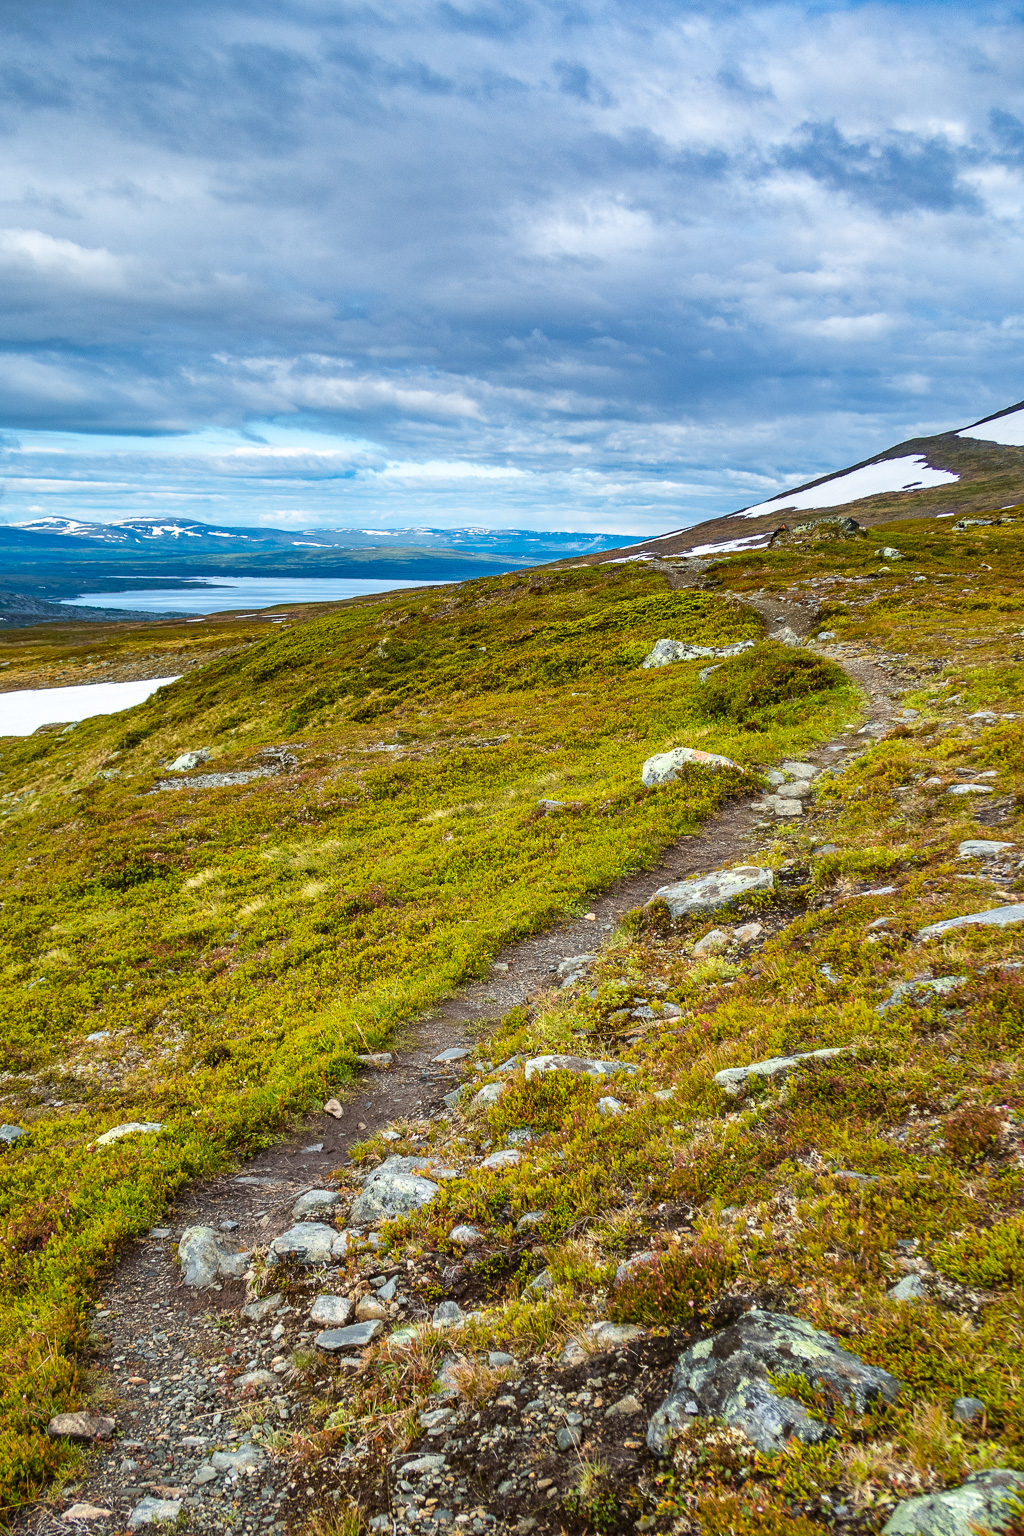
[{"left": 66, "top": 575, "right": 451, "bottom": 615}]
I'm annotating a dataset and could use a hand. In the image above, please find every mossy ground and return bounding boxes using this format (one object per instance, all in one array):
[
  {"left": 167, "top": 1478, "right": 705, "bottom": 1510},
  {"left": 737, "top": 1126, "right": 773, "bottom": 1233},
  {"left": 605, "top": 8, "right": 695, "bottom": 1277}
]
[{"left": 0, "top": 561, "right": 857, "bottom": 1520}]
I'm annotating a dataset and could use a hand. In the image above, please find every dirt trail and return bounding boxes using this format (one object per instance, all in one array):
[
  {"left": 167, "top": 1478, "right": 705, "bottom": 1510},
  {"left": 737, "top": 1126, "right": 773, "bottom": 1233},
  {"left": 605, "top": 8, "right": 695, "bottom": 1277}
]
[{"left": 17, "top": 594, "right": 903, "bottom": 1536}]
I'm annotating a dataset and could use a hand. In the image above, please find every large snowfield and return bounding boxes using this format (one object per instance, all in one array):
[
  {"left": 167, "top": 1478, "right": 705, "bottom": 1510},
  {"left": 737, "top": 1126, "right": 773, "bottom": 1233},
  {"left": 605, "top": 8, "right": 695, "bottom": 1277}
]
[
  {"left": 959, "top": 407, "right": 1024, "bottom": 445},
  {"left": 733, "top": 454, "right": 960, "bottom": 520}
]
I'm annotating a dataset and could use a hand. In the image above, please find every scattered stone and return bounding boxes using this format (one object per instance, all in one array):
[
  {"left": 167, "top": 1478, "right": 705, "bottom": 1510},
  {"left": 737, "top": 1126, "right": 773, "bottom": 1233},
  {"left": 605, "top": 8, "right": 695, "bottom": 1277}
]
[
  {"left": 917, "top": 904, "right": 1024, "bottom": 940},
  {"left": 127, "top": 1498, "right": 182, "bottom": 1528},
  {"left": 47, "top": 1412, "right": 115, "bottom": 1443},
  {"left": 95, "top": 1122, "right": 163, "bottom": 1146},
  {"left": 523, "top": 1053, "right": 637, "bottom": 1083},
  {"left": 356, "top": 1296, "right": 388, "bottom": 1322},
  {"left": 947, "top": 784, "right": 994, "bottom": 796},
  {"left": 506, "top": 1127, "right": 534, "bottom": 1145},
  {"left": 556, "top": 1426, "right": 582, "bottom": 1451},
  {"left": 165, "top": 749, "right": 210, "bottom": 772},
  {"left": 473, "top": 1081, "right": 506, "bottom": 1107},
  {"left": 714, "top": 1047, "right": 846, "bottom": 1095},
  {"left": 877, "top": 547, "right": 902, "bottom": 560},
  {"left": 449, "top": 1224, "right": 484, "bottom": 1247},
  {"left": 642, "top": 747, "right": 742, "bottom": 786},
  {"left": 651, "top": 864, "right": 774, "bottom": 919},
  {"left": 733, "top": 921, "right": 763, "bottom": 944},
  {"left": 350, "top": 1157, "right": 441, "bottom": 1224},
  {"left": 316, "top": 1321, "right": 383, "bottom": 1350},
  {"left": 773, "top": 627, "right": 801, "bottom": 646},
  {"left": 1, "top": 1123, "right": 27, "bottom": 1146},
  {"left": 432, "top": 1301, "right": 465, "bottom": 1327},
  {"left": 324, "top": 1098, "right": 345, "bottom": 1118},
  {"left": 270, "top": 1222, "right": 342, "bottom": 1265},
  {"left": 241, "top": 1292, "right": 283, "bottom": 1322},
  {"left": 647, "top": 1310, "right": 903, "bottom": 1456},
  {"left": 889, "top": 1275, "right": 928, "bottom": 1302},
  {"left": 211, "top": 1445, "right": 263, "bottom": 1474},
  {"left": 377, "top": 1277, "right": 397, "bottom": 1301},
  {"left": 760, "top": 794, "right": 804, "bottom": 817},
  {"left": 958, "top": 839, "right": 1014, "bottom": 858},
  {"left": 605, "top": 1394, "right": 642, "bottom": 1418},
  {"left": 877, "top": 976, "right": 965, "bottom": 1015},
  {"left": 433, "top": 1047, "right": 470, "bottom": 1062},
  {"left": 217, "top": 1220, "right": 237, "bottom": 1232},
  {"left": 597, "top": 1096, "right": 624, "bottom": 1117},
  {"left": 882, "top": 1469, "right": 1024, "bottom": 1535},
  {"left": 403, "top": 1454, "right": 447, "bottom": 1476},
  {"left": 234, "top": 1369, "right": 278, "bottom": 1391},
  {"left": 62, "top": 1505, "right": 112, "bottom": 1522},
  {"left": 527, "top": 1269, "right": 554, "bottom": 1295},
  {"left": 951, "top": 1396, "right": 986, "bottom": 1425},
  {"left": 588, "top": 1322, "right": 643, "bottom": 1346},
  {"left": 692, "top": 928, "right": 730, "bottom": 957},
  {"left": 310, "top": 1295, "right": 354, "bottom": 1326},
  {"left": 488, "top": 1352, "right": 515, "bottom": 1368},
  {"left": 481, "top": 1148, "right": 521, "bottom": 1170},
  {"left": 177, "top": 1227, "right": 250, "bottom": 1287},
  {"left": 355, "top": 1052, "right": 393, "bottom": 1069},
  {"left": 292, "top": 1189, "right": 341, "bottom": 1218},
  {"left": 780, "top": 760, "right": 817, "bottom": 777}
]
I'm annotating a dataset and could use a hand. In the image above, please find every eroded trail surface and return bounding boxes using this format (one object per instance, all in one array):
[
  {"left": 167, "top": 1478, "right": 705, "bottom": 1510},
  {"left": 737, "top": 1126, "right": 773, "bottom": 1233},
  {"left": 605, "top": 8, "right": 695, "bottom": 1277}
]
[{"left": 19, "top": 622, "right": 900, "bottom": 1536}]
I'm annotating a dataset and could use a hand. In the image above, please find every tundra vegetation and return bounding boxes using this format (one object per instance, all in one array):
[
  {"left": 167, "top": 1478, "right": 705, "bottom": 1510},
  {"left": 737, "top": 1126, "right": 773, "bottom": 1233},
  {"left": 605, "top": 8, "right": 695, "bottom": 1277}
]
[{"left": 2, "top": 517, "right": 1024, "bottom": 1535}]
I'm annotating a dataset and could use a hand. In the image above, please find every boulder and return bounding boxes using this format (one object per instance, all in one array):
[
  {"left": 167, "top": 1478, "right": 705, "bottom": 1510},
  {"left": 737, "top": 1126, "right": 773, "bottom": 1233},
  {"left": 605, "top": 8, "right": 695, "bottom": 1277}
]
[
  {"left": 588, "top": 1321, "right": 644, "bottom": 1347},
  {"left": 46, "top": 1412, "right": 115, "bottom": 1443},
  {"left": 0, "top": 1124, "right": 26, "bottom": 1146},
  {"left": 647, "top": 1310, "right": 903, "bottom": 1456},
  {"left": 951, "top": 1397, "right": 986, "bottom": 1425},
  {"left": 165, "top": 750, "right": 209, "bottom": 772},
  {"left": 759, "top": 795, "right": 804, "bottom": 817},
  {"left": 309, "top": 1295, "right": 354, "bottom": 1327},
  {"left": 522, "top": 1054, "right": 638, "bottom": 1083},
  {"left": 350, "top": 1156, "right": 441, "bottom": 1225},
  {"left": 650, "top": 865, "right": 774, "bottom": 920},
  {"left": 917, "top": 904, "right": 1024, "bottom": 940},
  {"left": 882, "top": 1469, "right": 1024, "bottom": 1535},
  {"left": 95, "top": 1121, "right": 163, "bottom": 1146},
  {"left": 714, "top": 1047, "right": 846, "bottom": 1096},
  {"left": 947, "top": 784, "right": 994, "bottom": 796},
  {"left": 270, "top": 1223, "right": 340, "bottom": 1264},
  {"left": 292, "top": 1189, "right": 342, "bottom": 1218},
  {"left": 641, "top": 638, "right": 756, "bottom": 669},
  {"left": 178, "top": 1226, "right": 251, "bottom": 1287},
  {"left": 642, "top": 747, "right": 742, "bottom": 786}
]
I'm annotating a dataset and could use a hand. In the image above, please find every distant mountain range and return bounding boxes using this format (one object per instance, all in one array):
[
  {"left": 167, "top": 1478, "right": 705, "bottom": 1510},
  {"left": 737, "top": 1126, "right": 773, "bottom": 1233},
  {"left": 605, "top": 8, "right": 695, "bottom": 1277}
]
[
  {"left": 0, "top": 518, "right": 637, "bottom": 602},
  {"left": 582, "top": 398, "right": 1024, "bottom": 565}
]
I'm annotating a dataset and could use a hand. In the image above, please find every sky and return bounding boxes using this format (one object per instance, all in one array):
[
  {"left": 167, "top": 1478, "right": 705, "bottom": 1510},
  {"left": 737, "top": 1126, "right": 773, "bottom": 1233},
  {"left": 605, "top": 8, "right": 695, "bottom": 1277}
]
[{"left": 1, "top": 0, "right": 1023, "bottom": 536}]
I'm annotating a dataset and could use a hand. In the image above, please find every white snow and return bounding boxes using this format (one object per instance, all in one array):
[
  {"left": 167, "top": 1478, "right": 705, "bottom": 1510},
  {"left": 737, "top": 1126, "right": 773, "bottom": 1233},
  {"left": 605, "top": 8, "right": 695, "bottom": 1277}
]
[
  {"left": 958, "top": 407, "right": 1024, "bottom": 445},
  {"left": 733, "top": 454, "right": 960, "bottom": 520},
  {"left": 679, "top": 532, "right": 777, "bottom": 558},
  {"left": 0, "top": 676, "right": 180, "bottom": 737}
]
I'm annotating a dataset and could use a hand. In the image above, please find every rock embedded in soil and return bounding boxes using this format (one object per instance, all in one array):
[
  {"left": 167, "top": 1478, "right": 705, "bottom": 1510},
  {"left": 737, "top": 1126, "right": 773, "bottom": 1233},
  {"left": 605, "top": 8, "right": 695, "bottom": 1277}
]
[
  {"left": 46, "top": 1411, "right": 115, "bottom": 1442},
  {"left": 481, "top": 1148, "right": 521, "bottom": 1169},
  {"left": 234, "top": 1368, "right": 278, "bottom": 1389},
  {"left": 350, "top": 1155, "right": 442, "bottom": 1223},
  {"left": 877, "top": 976, "right": 965, "bottom": 1014},
  {"left": 714, "top": 1046, "right": 846, "bottom": 1095},
  {"left": 917, "top": 904, "right": 1024, "bottom": 939},
  {"left": 522, "top": 1053, "right": 638, "bottom": 1083},
  {"left": 692, "top": 928, "right": 729, "bottom": 956},
  {"left": 651, "top": 864, "right": 774, "bottom": 919},
  {"left": 94, "top": 1121, "right": 163, "bottom": 1146},
  {"left": 309, "top": 1294, "right": 355, "bottom": 1326},
  {"left": 177, "top": 1226, "right": 250, "bottom": 1287},
  {"left": 882, "top": 1468, "right": 1024, "bottom": 1535},
  {"left": 0, "top": 1123, "right": 26, "bottom": 1145},
  {"left": 889, "top": 1275, "right": 928, "bottom": 1302},
  {"left": 647, "top": 1309, "right": 903, "bottom": 1456},
  {"left": 316, "top": 1320, "right": 383, "bottom": 1349},
  {"left": 952, "top": 1396, "right": 987, "bottom": 1425},
  {"left": 355, "top": 1052, "right": 393, "bottom": 1069},
  {"left": 127, "top": 1497, "right": 182, "bottom": 1528},
  {"left": 211, "top": 1445, "right": 263, "bottom": 1473},
  {"left": 449, "top": 1224, "right": 484, "bottom": 1246},
  {"left": 642, "top": 746, "right": 743, "bottom": 785},
  {"left": 292, "top": 1188, "right": 342, "bottom": 1218},
  {"left": 958, "top": 839, "right": 1014, "bottom": 858},
  {"left": 241, "top": 1292, "right": 283, "bottom": 1322},
  {"left": 270, "top": 1222, "right": 343, "bottom": 1264}
]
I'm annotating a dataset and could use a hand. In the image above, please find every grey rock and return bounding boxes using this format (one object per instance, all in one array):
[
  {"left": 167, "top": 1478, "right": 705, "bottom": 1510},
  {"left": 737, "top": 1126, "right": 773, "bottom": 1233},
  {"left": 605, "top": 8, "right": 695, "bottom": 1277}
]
[
  {"left": 178, "top": 1226, "right": 250, "bottom": 1288},
  {"left": 947, "top": 784, "right": 994, "bottom": 796},
  {"left": 403, "top": 1454, "right": 447, "bottom": 1476},
  {"left": 482, "top": 1148, "right": 521, "bottom": 1170},
  {"left": 614, "top": 1252, "right": 655, "bottom": 1288},
  {"left": 218, "top": 1219, "right": 237, "bottom": 1232},
  {"left": 877, "top": 976, "right": 965, "bottom": 1015},
  {"left": 211, "top": 1445, "right": 263, "bottom": 1473},
  {"left": 95, "top": 1121, "right": 163, "bottom": 1146},
  {"left": 516, "top": 1210, "right": 548, "bottom": 1232},
  {"left": 128, "top": 1498, "right": 182, "bottom": 1527},
  {"left": 760, "top": 794, "right": 804, "bottom": 817},
  {"left": 527, "top": 1268, "right": 554, "bottom": 1295},
  {"left": 449, "top": 1224, "right": 484, "bottom": 1247},
  {"left": 0, "top": 1124, "right": 26, "bottom": 1146},
  {"left": 642, "top": 639, "right": 744, "bottom": 669},
  {"left": 505, "top": 1127, "right": 534, "bottom": 1146},
  {"left": 557, "top": 1426, "right": 582, "bottom": 1451},
  {"left": 165, "top": 749, "right": 209, "bottom": 772},
  {"left": 309, "top": 1295, "right": 354, "bottom": 1327},
  {"left": 377, "top": 1277, "right": 397, "bottom": 1301},
  {"left": 355, "top": 1052, "right": 393, "bottom": 1069},
  {"left": 651, "top": 865, "right": 774, "bottom": 920},
  {"left": 882, "top": 1469, "right": 1024, "bottom": 1535},
  {"left": 473, "top": 1081, "right": 506, "bottom": 1107},
  {"left": 556, "top": 953, "right": 597, "bottom": 977},
  {"left": 642, "top": 747, "right": 742, "bottom": 786},
  {"left": 46, "top": 1412, "right": 115, "bottom": 1442},
  {"left": 588, "top": 1322, "right": 644, "bottom": 1346},
  {"left": 234, "top": 1369, "right": 278, "bottom": 1390},
  {"left": 692, "top": 928, "right": 730, "bottom": 957},
  {"left": 271, "top": 1222, "right": 339, "bottom": 1264},
  {"left": 917, "top": 904, "right": 1024, "bottom": 940},
  {"left": 350, "top": 1155, "right": 442, "bottom": 1224},
  {"left": 192, "top": 1466, "right": 218, "bottom": 1486},
  {"left": 522, "top": 1054, "right": 637, "bottom": 1083},
  {"left": 597, "top": 1096, "right": 624, "bottom": 1117},
  {"left": 151, "top": 769, "right": 274, "bottom": 792},
  {"left": 292, "top": 1189, "right": 341, "bottom": 1218},
  {"left": 419, "top": 1407, "right": 453, "bottom": 1429},
  {"left": 432, "top": 1301, "right": 465, "bottom": 1327},
  {"left": 958, "top": 839, "right": 1014, "bottom": 858},
  {"left": 489, "top": 1352, "right": 515, "bottom": 1367},
  {"left": 780, "top": 760, "right": 817, "bottom": 778},
  {"left": 433, "top": 1047, "right": 470, "bottom": 1062},
  {"left": 241, "top": 1292, "right": 283, "bottom": 1322},
  {"left": 316, "top": 1321, "right": 383, "bottom": 1350},
  {"left": 605, "top": 1394, "right": 642, "bottom": 1418},
  {"left": 889, "top": 1275, "right": 928, "bottom": 1302},
  {"left": 951, "top": 1396, "right": 986, "bottom": 1425},
  {"left": 714, "top": 1047, "right": 846, "bottom": 1095},
  {"left": 773, "top": 627, "right": 801, "bottom": 646},
  {"left": 647, "top": 1310, "right": 903, "bottom": 1456}
]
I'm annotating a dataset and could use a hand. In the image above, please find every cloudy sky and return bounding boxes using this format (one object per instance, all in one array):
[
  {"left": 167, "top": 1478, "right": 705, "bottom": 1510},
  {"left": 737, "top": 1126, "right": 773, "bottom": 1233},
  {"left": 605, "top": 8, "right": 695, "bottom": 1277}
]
[{"left": 1, "top": 0, "right": 1023, "bottom": 536}]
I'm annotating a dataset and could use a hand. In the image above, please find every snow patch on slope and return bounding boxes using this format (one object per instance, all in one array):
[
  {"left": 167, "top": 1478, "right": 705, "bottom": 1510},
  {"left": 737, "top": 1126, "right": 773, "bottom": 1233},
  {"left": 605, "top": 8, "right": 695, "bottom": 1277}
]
[
  {"left": 959, "top": 407, "right": 1024, "bottom": 446},
  {"left": 732, "top": 455, "right": 959, "bottom": 521}
]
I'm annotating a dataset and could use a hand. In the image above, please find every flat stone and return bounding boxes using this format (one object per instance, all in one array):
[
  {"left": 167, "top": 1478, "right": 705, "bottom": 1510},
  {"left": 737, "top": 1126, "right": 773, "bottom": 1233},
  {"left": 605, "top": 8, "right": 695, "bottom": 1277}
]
[
  {"left": 233, "top": 1370, "right": 277, "bottom": 1390},
  {"left": 211, "top": 1445, "right": 263, "bottom": 1473},
  {"left": 449, "top": 1224, "right": 484, "bottom": 1247},
  {"left": 292, "top": 1189, "right": 341, "bottom": 1218},
  {"left": 127, "top": 1499, "right": 182, "bottom": 1528},
  {"left": 780, "top": 760, "right": 817, "bottom": 777},
  {"left": 403, "top": 1454, "right": 447, "bottom": 1476},
  {"left": 47, "top": 1412, "right": 115, "bottom": 1443},
  {"left": 889, "top": 1275, "right": 928, "bottom": 1302},
  {"left": 309, "top": 1294, "right": 354, "bottom": 1327},
  {"left": 588, "top": 1322, "right": 644, "bottom": 1346},
  {"left": 191, "top": 1467, "right": 218, "bottom": 1486},
  {"left": 432, "top": 1301, "right": 465, "bottom": 1327},
  {"left": 177, "top": 1226, "right": 250, "bottom": 1287},
  {"left": 489, "top": 1352, "right": 515, "bottom": 1367},
  {"left": 641, "top": 638, "right": 754, "bottom": 669},
  {"left": 271, "top": 1222, "right": 339, "bottom": 1264},
  {"left": 1, "top": 1124, "right": 26, "bottom": 1145},
  {"left": 714, "top": 1047, "right": 846, "bottom": 1095},
  {"left": 882, "top": 1468, "right": 1024, "bottom": 1535},
  {"left": 355, "top": 1053, "right": 393, "bottom": 1069},
  {"left": 433, "top": 1047, "right": 471, "bottom": 1062},
  {"left": 62, "top": 1505, "right": 112, "bottom": 1522},
  {"left": 350, "top": 1155, "right": 441, "bottom": 1224},
  {"left": 947, "top": 784, "right": 994, "bottom": 796},
  {"left": 642, "top": 747, "right": 742, "bottom": 786},
  {"left": 556, "top": 954, "right": 597, "bottom": 977},
  {"left": 522, "top": 1054, "right": 637, "bottom": 1083},
  {"left": 377, "top": 1278, "right": 397, "bottom": 1301},
  {"left": 241, "top": 1292, "right": 283, "bottom": 1322},
  {"left": 482, "top": 1148, "right": 521, "bottom": 1170},
  {"left": 917, "top": 904, "right": 1024, "bottom": 940},
  {"left": 651, "top": 865, "right": 774, "bottom": 920},
  {"left": 95, "top": 1121, "right": 163, "bottom": 1146},
  {"left": 316, "top": 1321, "right": 383, "bottom": 1350},
  {"left": 959, "top": 840, "right": 1014, "bottom": 858},
  {"left": 877, "top": 976, "right": 965, "bottom": 1015},
  {"left": 761, "top": 795, "right": 804, "bottom": 816},
  {"left": 647, "top": 1309, "right": 903, "bottom": 1456}
]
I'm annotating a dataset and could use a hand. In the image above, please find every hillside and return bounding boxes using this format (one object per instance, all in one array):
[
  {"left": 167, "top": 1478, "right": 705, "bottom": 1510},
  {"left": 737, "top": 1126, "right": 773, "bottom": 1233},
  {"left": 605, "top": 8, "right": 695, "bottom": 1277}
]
[{"left": 3, "top": 516, "right": 1024, "bottom": 1536}]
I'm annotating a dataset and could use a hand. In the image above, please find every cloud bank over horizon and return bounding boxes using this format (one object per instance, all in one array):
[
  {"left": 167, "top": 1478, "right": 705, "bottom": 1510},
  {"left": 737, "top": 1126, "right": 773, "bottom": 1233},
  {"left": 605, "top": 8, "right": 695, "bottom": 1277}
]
[{"left": 1, "top": 0, "right": 1023, "bottom": 534}]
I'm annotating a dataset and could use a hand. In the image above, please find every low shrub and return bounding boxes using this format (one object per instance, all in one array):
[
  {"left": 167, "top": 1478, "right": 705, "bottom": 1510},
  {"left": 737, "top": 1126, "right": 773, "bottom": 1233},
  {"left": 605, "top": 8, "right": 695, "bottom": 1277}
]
[
  {"left": 608, "top": 1237, "right": 737, "bottom": 1328},
  {"left": 933, "top": 1213, "right": 1024, "bottom": 1288},
  {"left": 699, "top": 644, "right": 846, "bottom": 729}
]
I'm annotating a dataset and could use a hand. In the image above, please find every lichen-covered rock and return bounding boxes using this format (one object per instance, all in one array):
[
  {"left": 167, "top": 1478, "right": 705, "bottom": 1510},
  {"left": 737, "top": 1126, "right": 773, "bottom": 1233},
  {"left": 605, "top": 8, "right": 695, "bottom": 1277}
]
[
  {"left": 292, "top": 1189, "right": 342, "bottom": 1218},
  {"left": 882, "top": 1468, "right": 1024, "bottom": 1535},
  {"left": 647, "top": 1309, "right": 903, "bottom": 1456},
  {"left": 917, "top": 904, "right": 1024, "bottom": 939},
  {"left": 714, "top": 1046, "right": 846, "bottom": 1095},
  {"left": 877, "top": 977, "right": 965, "bottom": 1015},
  {"left": 95, "top": 1121, "right": 163, "bottom": 1146},
  {"left": 641, "top": 638, "right": 756, "bottom": 669},
  {"left": 350, "top": 1155, "right": 440, "bottom": 1225},
  {"left": 522, "top": 1054, "right": 638, "bottom": 1083},
  {"left": 650, "top": 865, "right": 774, "bottom": 919},
  {"left": 642, "top": 747, "right": 742, "bottom": 786},
  {"left": 270, "top": 1222, "right": 340, "bottom": 1264},
  {"left": 177, "top": 1226, "right": 250, "bottom": 1287}
]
